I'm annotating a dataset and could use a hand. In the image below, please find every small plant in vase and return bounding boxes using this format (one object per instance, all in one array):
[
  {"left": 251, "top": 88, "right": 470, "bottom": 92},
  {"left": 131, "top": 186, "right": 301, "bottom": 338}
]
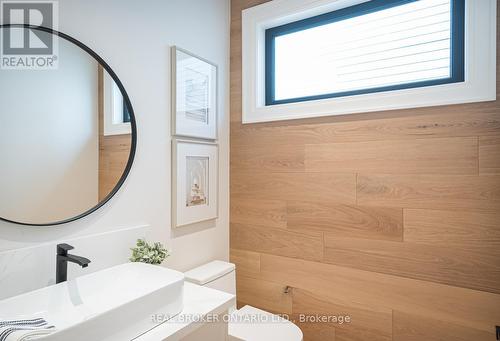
[{"left": 130, "top": 238, "right": 169, "bottom": 265}]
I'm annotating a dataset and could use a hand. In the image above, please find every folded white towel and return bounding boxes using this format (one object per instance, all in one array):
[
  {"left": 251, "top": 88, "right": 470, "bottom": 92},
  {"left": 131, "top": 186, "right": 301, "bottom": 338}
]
[
  {"left": 3, "top": 328, "right": 56, "bottom": 341},
  {"left": 0, "top": 319, "right": 56, "bottom": 341}
]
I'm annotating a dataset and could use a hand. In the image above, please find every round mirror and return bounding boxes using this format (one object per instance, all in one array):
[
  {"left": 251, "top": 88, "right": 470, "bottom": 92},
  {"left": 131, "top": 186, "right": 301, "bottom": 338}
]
[{"left": 0, "top": 25, "right": 137, "bottom": 226}]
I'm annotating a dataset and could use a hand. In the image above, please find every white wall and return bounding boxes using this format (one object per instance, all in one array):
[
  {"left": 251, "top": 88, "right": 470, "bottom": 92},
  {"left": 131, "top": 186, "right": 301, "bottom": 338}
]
[
  {"left": 0, "top": 39, "right": 99, "bottom": 224},
  {"left": 0, "top": 0, "right": 230, "bottom": 299}
]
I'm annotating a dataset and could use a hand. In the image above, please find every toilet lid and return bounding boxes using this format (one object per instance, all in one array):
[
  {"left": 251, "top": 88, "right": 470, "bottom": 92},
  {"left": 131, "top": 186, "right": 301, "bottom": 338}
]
[
  {"left": 184, "top": 260, "right": 235, "bottom": 285},
  {"left": 229, "top": 305, "right": 303, "bottom": 341}
]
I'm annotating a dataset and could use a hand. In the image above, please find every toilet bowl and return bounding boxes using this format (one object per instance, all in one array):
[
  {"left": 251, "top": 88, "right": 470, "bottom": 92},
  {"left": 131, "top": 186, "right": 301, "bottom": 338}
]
[{"left": 184, "top": 261, "right": 303, "bottom": 341}]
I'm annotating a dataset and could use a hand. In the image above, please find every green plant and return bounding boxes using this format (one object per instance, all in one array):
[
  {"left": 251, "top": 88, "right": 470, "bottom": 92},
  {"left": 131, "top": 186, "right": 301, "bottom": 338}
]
[{"left": 130, "top": 239, "right": 169, "bottom": 265}]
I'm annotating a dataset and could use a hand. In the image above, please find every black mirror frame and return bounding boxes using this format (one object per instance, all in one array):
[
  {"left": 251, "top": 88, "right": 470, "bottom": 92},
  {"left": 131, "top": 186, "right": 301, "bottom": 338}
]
[{"left": 0, "top": 24, "right": 137, "bottom": 226}]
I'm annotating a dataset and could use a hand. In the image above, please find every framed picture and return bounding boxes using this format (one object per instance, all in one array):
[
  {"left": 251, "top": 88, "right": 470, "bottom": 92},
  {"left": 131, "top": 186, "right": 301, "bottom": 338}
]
[
  {"left": 172, "top": 139, "right": 218, "bottom": 227},
  {"left": 171, "top": 46, "right": 218, "bottom": 140}
]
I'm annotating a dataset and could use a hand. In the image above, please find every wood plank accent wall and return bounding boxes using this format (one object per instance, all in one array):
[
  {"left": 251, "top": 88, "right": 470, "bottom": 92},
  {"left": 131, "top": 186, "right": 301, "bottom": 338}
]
[{"left": 229, "top": 1, "right": 500, "bottom": 340}]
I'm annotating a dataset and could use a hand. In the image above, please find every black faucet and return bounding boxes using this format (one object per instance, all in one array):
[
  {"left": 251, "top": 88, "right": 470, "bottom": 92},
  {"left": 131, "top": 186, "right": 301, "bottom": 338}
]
[{"left": 56, "top": 243, "right": 91, "bottom": 284}]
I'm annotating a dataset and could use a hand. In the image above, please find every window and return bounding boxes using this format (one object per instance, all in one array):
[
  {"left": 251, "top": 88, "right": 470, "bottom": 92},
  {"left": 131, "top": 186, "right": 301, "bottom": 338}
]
[
  {"left": 265, "top": 0, "right": 465, "bottom": 105},
  {"left": 103, "top": 71, "right": 131, "bottom": 136},
  {"left": 241, "top": 0, "right": 496, "bottom": 123}
]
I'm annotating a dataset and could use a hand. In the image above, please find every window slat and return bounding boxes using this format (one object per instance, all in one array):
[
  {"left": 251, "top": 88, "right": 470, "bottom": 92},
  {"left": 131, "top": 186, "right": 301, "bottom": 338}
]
[
  {"left": 272, "top": 0, "right": 457, "bottom": 101},
  {"left": 324, "top": 20, "right": 451, "bottom": 55}
]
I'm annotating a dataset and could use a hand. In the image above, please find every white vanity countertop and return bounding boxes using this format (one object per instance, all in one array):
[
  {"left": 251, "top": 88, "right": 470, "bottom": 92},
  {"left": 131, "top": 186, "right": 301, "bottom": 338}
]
[{"left": 134, "top": 282, "right": 235, "bottom": 341}]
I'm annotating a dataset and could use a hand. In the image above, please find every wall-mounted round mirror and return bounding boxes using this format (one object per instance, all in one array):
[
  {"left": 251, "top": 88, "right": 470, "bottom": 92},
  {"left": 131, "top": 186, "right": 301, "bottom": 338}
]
[{"left": 0, "top": 25, "right": 137, "bottom": 226}]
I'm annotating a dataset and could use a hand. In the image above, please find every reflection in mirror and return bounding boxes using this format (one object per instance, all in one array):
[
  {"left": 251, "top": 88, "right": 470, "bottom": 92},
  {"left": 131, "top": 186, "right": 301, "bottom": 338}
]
[
  {"left": 98, "top": 66, "right": 132, "bottom": 201},
  {"left": 0, "top": 28, "right": 133, "bottom": 225}
]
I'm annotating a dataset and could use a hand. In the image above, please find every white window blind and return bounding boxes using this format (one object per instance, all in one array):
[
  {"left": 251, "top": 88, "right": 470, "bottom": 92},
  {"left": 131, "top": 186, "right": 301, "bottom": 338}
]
[{"left": 273, "top": 0, "right": 453, "bottom": 102}]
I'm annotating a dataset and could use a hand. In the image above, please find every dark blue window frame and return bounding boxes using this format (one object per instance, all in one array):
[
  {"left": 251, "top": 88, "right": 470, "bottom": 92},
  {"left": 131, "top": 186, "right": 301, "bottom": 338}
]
[
  {"left": 265, "top": 0, "right": 465, "bottom": 106},
  {"left": 123, "top": 103, "right": 131, "bottom": 123}
]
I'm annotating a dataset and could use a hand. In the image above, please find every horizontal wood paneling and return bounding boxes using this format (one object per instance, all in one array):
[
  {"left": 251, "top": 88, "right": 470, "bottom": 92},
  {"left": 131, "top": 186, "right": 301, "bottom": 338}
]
[
  {"left": 258, "top": 254, "right": 500, "bottom": 333},
  {"left": 293, "top": 317, "right": 336, "bottom": 341},
  {"left": 98, "top": 134, "right": 131, "bottom": 201},
  {"left": 287, "top": 201, "right": 402, "bottom": 241},
  {"left": 231, "top": 109, "right": 500, "bottom": 146},
  {"left": 357, "top": 174, "right": 500, "bottom": 211},
  {"left": 404, "top": 209, "right": 500, "bottom": 251},
  {"left": 231, "top": 223, "right": 324, "bottom": 262},
  {"left": 323, "top": 235, "right": 500, "bottom": 294},
  {"left": 393, "top": 311, "right": 494, "bottom": 341},
  {"left": 479, "top": 136, "right": 500, "bottom": 174},
  {"left": 232, "top": 172, "right": 356, "bottom": 204},
  {"left": 293, "top": 289, "right": 392, "bottom": 341},
  {"left": 230, "top": 248, "right": 260, "bottom": 278},
  {"left": 305, "top": 137, "right": 478, "bottom": 174},
  {"left": 231, "top": 198, "right": 287, "bottom": 228},
  {"left": 236, "top": 275, "right": 293, "bottom": 314},
  {"left": 231, "top": 144, "right": 305, "bottom": 172},
  {"left": 230, "top": 1, "right": 500, "bottom": 339}
]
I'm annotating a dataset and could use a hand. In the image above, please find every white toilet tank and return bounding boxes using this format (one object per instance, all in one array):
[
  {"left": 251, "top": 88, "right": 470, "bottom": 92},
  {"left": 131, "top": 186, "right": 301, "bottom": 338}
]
[
  {"left": 185, "top": 261, "right": 304, "bottom": 341},
  {"left": 184, "top": 260, "right": 236, "bottom": 295}
]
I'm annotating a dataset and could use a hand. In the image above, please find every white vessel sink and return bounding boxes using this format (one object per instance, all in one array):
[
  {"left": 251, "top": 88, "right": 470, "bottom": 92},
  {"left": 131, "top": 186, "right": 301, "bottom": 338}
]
[{"left": 0, "top": 262, "right": 184, "bottom": 341}]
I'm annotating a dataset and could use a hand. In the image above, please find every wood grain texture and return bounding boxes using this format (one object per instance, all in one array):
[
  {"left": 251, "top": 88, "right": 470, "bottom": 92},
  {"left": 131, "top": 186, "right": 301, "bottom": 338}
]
[
  {"left": 293, "top": 317, "right": 336, "bottom": 341},
  {"left": 293, "top": 289, "right": 392, "bottom": 341},
  {"left": 258, "top": 254, "right": 500, "bottom": 333},
  {"left": 98, "top": 134, "right": 131, "bottom": 200},
  {"left": 479, "top": 136, "right": 500, "bottom": 174},
  {"left": 404, "top": 209, "right": 500, "bottom": 251},
  {"left": 231, "top": 172, "right": 356, "bottom": 204},
  {"left": 357, "top": 174, "right": 500, "bottom": 211},
  {"left": 230, "top": 248, "right": 260, "bottom": 278},
  {"left": 393, "top": 311, "right": 495, "bottom": 341},
  {"left": 230, "top": 0, "right": 270, "bottom": 123},
  {"left": 323, "top": 235, "right": 500, "bottom": 294},
  {"left": 230, "top": 1, "right": 500, "bottom": 339},
  {"left": 236, "top": 275, "right": 293, "bottom": 314},
  {"left": 305, "top": 137, "right": 478, "bottom": 174},
  {"left": 287, "top": 201, "right": 402, "bottom": 241},
  {"left": 231, "top": 109, "right": 500, "bottom": 146},
  {"left": 231, "top": 223, "right": 323, "bottom": 262},
  {"left": 231, "top": 197, "right": 287, "bottom": 228},
  {"left": 231, "top": 143, "right": 305, "bottom": 172}
]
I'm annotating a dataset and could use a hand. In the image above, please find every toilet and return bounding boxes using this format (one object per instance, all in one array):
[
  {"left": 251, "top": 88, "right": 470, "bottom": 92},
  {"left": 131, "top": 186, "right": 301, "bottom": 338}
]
[{"left": 184, "top": 260, "right": 303, "bottom": 341}]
